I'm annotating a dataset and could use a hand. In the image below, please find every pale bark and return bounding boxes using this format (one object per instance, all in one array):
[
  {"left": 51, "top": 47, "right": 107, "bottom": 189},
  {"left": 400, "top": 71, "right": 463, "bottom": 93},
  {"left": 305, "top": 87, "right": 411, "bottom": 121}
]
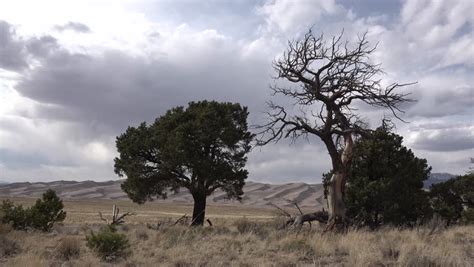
[{"left": 326, "top": 134, "right": 353, "bottom": 230}]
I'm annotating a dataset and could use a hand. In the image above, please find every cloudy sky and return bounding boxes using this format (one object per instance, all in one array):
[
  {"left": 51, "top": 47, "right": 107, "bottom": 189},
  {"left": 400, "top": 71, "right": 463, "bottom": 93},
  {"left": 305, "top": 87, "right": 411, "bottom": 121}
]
[{"left": 0, "top": 0, "right": 473, "bottom": 184}]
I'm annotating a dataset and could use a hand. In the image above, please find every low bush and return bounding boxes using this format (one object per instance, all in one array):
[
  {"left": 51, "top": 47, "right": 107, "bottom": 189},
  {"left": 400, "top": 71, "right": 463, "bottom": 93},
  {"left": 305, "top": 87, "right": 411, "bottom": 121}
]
[
  {"left": 0, "top": 210, "right": 18, "bottom": 258},
  {"left": 0, "top": 189, "right": 66, "bottom": 232},
  {"left": 0, "top": 236, "right": 18, "bottom": 258},
  {"left": 461, "top": 208, "right": 474, "bottom": 224},
  {"left": 0, "top": 200, "right": 29, "bottom": 230},
  {"left": 135, "top": 228, "right": 148, "bottom": 240},
  {"left": 234, "top": 217, "right": 268, "bottom": 237},
  {"left": 86, "top": 225, "right": 130, "bottom": 262},
  {"left": 55, "top": 237, "right": 81, "bottom": 261}
]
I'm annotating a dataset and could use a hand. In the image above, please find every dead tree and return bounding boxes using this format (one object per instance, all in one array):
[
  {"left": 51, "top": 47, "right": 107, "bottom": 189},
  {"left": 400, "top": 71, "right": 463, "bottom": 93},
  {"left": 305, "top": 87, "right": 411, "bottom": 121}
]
[
  {"left": 98, "top": 205, "right": 135, "bottom": 225},
  {"left": 258, "top": 30, "right": 413, "bottom": 231}
]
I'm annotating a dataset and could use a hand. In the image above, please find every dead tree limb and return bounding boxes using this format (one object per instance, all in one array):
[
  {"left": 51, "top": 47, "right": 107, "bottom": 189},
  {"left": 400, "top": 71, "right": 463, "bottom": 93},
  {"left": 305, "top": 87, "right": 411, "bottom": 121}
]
[
  {"left": 98, "top": 204, "right": 136, "bottom": 225},
  {"left": 271, "top": 202, "right": 328, "bottom": 229},
  {"left": 206, "top": 219, "right": 213, "bottom": 226},
  {"left": 173, "top": 214, "right": 189, "bottom": 225}
]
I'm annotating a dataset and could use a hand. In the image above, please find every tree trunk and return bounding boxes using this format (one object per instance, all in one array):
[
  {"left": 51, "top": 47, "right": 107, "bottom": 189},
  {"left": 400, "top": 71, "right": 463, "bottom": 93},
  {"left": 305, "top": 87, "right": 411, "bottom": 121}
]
[
  {"left": 326, "top": 133, "right": 353, "bottom": 231},
  {"left": 327, "top": 171, "right": 347, "bottom": 229},
  {"left": 191, "top": 194, "right": 206, "bottom": 226}
]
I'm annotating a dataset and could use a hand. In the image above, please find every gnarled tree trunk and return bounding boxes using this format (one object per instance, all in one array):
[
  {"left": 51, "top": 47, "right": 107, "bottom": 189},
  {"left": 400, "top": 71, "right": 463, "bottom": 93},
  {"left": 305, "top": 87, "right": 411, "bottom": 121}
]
[
  {"left": 326, "top": 133, "right": 353, "bottom": 231},
  {"left": 191, "top": 193, "right": 206, "bottom": 226}
]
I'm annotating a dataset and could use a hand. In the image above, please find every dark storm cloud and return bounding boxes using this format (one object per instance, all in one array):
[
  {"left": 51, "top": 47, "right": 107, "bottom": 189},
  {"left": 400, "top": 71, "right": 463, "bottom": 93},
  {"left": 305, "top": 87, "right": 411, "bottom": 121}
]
[
  {"left": 25, "top": 35, "right": 59, "bottom": 58},
  {"left": 343, "top": 0, "right": 401, "bottom": 18},
  {"left": 0, "top": 20, "right": 59, "bottom": 72},
  {"left": 54, "top": 22, "right": 91, "bottom": 33},
  {"left": 16, "top": 47, "right": 271, "bottom": 136},
  {"left": 0, "top": 20, "right": 28, "bottom": 71}
]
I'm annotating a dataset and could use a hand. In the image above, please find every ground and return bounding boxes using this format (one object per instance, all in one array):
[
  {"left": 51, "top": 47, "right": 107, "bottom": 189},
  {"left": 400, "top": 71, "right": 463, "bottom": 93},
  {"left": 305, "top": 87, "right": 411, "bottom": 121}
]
[{"left": 1, "top": 198, "right": 473, "bottom": 266}]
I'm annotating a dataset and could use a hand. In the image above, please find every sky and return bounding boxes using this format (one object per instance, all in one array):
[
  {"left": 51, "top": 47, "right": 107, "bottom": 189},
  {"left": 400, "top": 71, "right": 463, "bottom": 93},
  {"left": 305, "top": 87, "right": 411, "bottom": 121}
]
[{"left": 0, "top": 0, "right": 473, "bottom": 184}]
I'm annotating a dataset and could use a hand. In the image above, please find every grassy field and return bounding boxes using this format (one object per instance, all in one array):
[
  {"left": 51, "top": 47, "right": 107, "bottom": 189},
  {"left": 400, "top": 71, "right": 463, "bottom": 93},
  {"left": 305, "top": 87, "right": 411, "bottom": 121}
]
[
  {"left": 0, "top": 197, "right": 278, "bottom": 224},
  {"left": 1, "top": 198, "right": 473, "bottom": 266}
]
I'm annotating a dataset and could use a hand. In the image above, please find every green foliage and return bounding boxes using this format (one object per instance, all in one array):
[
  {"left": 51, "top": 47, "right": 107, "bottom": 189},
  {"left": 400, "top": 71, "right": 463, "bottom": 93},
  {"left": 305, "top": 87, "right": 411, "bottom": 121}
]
[
  {"left": 344, "top": 124, "right": 432, "bottom": 228},
  {"left": 0, "top": 189, "right": 66, "bottom": 231},
  {"left": 430, "top": 173, "right": 474, "bottom": 225},
  {"left": 86, "top": 225, "right": 130, "bottom": 262},
  {"left": 29, "top": 189, "right": 67, "bottom": 231},
  {"left": 461, "top": 208, "right": 474, "bottom": 224},
  {"left": 0, "top": 200, "right": 29, "bottom": 230},
  {"left": 115, "top": 100, "right": 253, "bottom": 225}
]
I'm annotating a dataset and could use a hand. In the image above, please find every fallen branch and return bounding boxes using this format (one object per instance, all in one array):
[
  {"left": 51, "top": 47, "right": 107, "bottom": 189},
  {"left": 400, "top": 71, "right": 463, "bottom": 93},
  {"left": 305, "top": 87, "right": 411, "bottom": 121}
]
[
  {"left": 271, "top": 200, "right": 328, "bottom": 229},
  {"left": 173, "top": 214, "right": 189, "bottom": 225}
]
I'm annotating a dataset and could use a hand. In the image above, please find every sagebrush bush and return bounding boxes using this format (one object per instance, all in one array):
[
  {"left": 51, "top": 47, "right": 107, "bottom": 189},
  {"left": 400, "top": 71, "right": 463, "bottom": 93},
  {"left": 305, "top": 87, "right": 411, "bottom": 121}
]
[
  {"left": 0, "top": 189, "right": 66, "bottom": 231},
  {"left": 0, "top": 235, "right": 18, "bottom": 258},
  {"left": 135, "top": 228, "right": 148, "bottom": 240},
  {"left": 55, "top": 237, "right": 81, "bottom": 261},
  {"left": 86, "top": 225, "right": 130, "bottom": 262},
  {"left": 234, "top": 217, "right": 268, "bottom": 237}
]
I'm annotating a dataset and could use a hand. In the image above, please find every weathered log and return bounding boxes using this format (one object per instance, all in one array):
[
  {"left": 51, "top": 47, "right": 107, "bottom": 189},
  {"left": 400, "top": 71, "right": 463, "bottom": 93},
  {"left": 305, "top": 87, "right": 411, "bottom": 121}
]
[
  {"left": 272, "top": 201, "right": 328, "bottom": 229},
  {"left": 285, "top": 210, "right": 329, "bottom": 228}
]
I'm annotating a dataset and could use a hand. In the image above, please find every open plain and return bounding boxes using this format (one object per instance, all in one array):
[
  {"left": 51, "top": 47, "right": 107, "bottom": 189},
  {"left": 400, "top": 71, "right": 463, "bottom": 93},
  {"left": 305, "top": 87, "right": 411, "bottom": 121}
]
[{"left": 1, "top": 197, "right": 473, "bottom": 267}]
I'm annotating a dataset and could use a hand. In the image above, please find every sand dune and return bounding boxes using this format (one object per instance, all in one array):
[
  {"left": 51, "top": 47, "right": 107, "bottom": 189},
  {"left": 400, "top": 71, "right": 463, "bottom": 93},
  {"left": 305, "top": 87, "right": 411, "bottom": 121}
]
[{"left": 0, "top": 180, "right": 325, "bottom": 208}]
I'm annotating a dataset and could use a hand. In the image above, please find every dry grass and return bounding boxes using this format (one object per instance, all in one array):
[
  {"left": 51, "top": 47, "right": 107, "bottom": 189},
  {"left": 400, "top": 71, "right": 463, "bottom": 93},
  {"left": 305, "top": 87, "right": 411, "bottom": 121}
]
[
  {"left": 0, "top": 199, "right": 473, "bottom": 266},
  {"left": 55, "top": 236, "right": 81, "bottom": 261}
]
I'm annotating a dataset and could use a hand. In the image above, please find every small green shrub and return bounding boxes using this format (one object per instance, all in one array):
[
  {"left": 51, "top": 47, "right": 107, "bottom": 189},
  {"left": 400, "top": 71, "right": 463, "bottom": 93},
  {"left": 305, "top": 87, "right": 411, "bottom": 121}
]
[
  {"left": 0, "top": 200, "right": 29, "bottom": 230},
  {"left": 86, "top": 225, "right": 130, "bottom": 262},
  {"left": 29, "top": 189, "right": 67, "bottom": 231},
  {"left": 55, "top": 237, "right": 81, "bottom": 261},
  {"left": 0, "top": 189, "right": 66, "bottom": 232}
]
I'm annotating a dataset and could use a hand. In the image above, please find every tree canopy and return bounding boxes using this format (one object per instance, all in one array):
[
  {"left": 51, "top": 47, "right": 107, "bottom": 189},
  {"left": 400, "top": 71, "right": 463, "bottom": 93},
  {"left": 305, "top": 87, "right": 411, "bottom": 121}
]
[
  {"left": 430, "top": 173, "right": 474, "bottom": 225},
  {"left": 343, "top": 123, "right": 432, "bottom": 228},
  {"left": 114, "top": 100, "right": 253, "bottom": 225}
]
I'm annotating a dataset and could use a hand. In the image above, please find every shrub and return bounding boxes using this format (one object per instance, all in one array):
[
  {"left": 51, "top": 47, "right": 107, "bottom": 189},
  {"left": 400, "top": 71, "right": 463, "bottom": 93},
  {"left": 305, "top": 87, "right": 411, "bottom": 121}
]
[
  {"left": 29, "top": 189, "right": 67, "bottom": 231},
  {"left": 135, "top": 228, "right": 148, "bottom": 240},
  {"left": 1, "top": 200, "right": 29, "bottom": 230},
  {"left": 55, "top": 237, "right": 81, "bottom": 261},
  {"left": 430, "top": 173, "right": 474, "bottom": 225},
  {"left": 0, "top": 210, "right": 17, "bottom": 258},
  {"left": 0, "top": 235, "right": 18, "bottom": 258},
  {"left": 342, "top": 125, "right": 432, "bottom": 228},
  {"left": 86, "top": 225, "right": 130, "bottom": 262},
  {"left": 234, "top": 217, "right": 268, "bottom": 237},
  {"left": 461, "top": 208, "right": 474, "bottom": 224},
  {"left": 0, "top": 189, "right": 66, "bottom": 231}
]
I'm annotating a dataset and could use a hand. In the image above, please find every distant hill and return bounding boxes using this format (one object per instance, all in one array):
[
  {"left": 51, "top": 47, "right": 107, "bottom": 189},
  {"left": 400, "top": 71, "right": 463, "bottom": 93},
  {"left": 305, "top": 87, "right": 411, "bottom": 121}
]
[
  {"left": 0, "top": 172, "right": 455, "bottom": 207},
  {"left": 0, "top": 180, "right": 325, "bottom": 208},
  {"left": 424, "top": 173, "right": 456, "bottom": 188}
]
